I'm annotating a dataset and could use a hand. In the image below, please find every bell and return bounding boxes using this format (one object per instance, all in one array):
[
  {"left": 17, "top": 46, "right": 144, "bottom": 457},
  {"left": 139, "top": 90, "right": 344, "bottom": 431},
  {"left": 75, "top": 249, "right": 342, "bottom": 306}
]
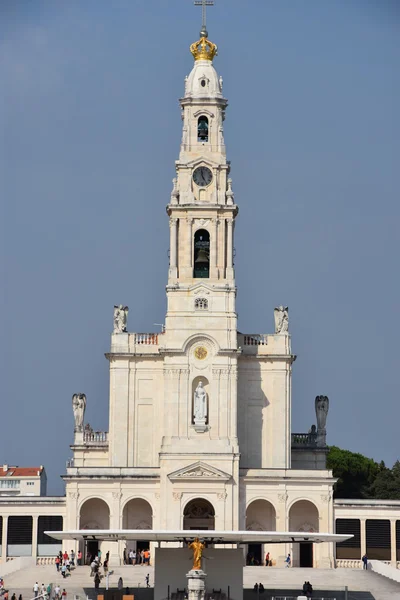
[
  {"left": 198, "top": 122, "right": 208, "bottom": 141},
  {"left": 195, "top": 248, "right": 209, "bottom": 264}
]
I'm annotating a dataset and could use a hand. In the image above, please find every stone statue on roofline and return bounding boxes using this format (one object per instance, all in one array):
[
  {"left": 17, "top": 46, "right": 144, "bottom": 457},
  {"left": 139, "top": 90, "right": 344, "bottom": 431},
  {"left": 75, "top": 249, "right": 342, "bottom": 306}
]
[
  {"left": 72, "top": 393, "right": 86, "bottom": 432},
  {"left": 113, "top": 305, "right": 129, "bottom": 333},
  {"left": 315, "top": 395, "right": 329, "bottom": 446},
  {"left": 274, "top": 305, "right": 289, "bottom": 334}
]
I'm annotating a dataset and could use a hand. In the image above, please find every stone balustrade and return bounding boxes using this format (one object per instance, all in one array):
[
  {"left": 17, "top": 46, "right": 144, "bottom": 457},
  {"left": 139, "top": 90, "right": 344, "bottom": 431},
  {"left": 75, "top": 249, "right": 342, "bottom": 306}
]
[
  {"left": 37, "top": 557, "right": 56, "bottom": 565},
  {"left": 291, "top": 432, "right": 317, "bottom": 448},
  {"left": 134, "top": 333, "right": 159, "bottom": 345},
  {"left": 83, "top": 431, "right": 108, "bottom": 444},
  {"left": 237, "top": 333, "right": 291, "bottom": 356},
  {"left": 242, "top": 334, "right": 268, "bottom": 346}
]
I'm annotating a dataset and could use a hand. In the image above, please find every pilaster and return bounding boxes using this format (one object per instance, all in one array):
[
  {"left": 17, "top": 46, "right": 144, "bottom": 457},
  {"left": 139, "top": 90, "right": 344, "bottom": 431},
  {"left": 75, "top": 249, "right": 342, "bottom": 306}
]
[
  {"left": 1, "top": 515, "right": 8, "bottom": 561},
  {"left": 360, "top": 518, "right": 366, "bottom": 557},
  {"left": 226, "top": 218, "right": 234, "bottom": 279},
  {"left": 391, "top": 519, "right": 397, "bottom": 566},
  {"left": 169, "top": 217, "right": 178, "bottom": 279},
  {"left": 32, "top": 515, "right": 39, "bottom": 560}
]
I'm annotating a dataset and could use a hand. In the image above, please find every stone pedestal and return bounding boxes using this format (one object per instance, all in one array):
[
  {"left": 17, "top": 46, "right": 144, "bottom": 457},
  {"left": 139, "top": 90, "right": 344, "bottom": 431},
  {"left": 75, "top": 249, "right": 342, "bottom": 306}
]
[{"left": 186, "top": 569, "right": 206, "bottom": 600}]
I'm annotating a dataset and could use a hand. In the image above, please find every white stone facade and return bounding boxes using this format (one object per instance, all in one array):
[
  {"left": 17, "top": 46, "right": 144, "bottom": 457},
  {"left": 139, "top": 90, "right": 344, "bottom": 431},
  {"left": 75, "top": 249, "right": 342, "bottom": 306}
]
[
  {"left": 1, "top": 31, "right": 399, "bottom": 571},
  {"left": 62, "top": 36, "right": 336, "bottom": 569}
]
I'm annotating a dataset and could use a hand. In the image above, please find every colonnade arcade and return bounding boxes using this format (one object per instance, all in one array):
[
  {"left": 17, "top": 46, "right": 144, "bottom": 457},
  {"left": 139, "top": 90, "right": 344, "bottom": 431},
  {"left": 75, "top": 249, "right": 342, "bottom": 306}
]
[{"left": 245, "top": 499, "right": 320, "bottom": 568}]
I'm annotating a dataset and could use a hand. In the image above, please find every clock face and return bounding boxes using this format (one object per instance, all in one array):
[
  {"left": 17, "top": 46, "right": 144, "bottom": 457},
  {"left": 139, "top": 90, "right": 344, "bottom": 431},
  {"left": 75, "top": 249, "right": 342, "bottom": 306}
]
[{"left": 193, "top": 166, "right": 213, "bottom": 187}]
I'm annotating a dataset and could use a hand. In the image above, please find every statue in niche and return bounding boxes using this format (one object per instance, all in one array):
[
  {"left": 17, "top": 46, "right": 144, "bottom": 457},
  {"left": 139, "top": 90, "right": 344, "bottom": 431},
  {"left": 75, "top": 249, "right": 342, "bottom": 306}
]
[
  {"left": 193, "top": 381, "right": 207, "bottom": 424},
  {"left": 113, "top": 305, "right": 129, "bottom": 333},
  {"left": 315, "top": 395, "right": 329, "bottom": 430},
  {"left": 72, "top": 393, "right": 86, "bottom": 432},
  {"left": 274, "top": 305, "right": 289, "bottom": 334}
]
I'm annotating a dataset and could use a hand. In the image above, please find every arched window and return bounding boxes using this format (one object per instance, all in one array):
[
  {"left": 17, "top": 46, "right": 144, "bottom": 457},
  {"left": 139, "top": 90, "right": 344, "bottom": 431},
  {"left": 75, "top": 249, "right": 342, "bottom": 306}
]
[
  {"left": 197, "top": 116, "right": 209, "bottom": 142},
  {"left": 194, "top": 229, "right": 210, "bottom": 278},
  {"left": 195, "top": 298, "right": 208, "bottom": 310}
]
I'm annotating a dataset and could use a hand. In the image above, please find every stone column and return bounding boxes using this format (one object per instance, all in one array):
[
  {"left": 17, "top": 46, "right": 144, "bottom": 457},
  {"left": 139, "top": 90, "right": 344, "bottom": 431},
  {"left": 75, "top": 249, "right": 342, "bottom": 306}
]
[
  {"left": 187, "top": 570, "right": 206, "bottom": 600},
  {"left": 169, "top": 217, "right": 178, "bottom": 278},
  {"left": 226, "top": 218, "right": 234, "bottom": 279},
  {"left": 32, "top": 515, "right": 39, "bottom": 561},
  {"left": 1, "top": 515, "right": 8, "bottom": 561},
  {"left": 187, "top": 218, "right": 193, "bottom": 269},
  {"left": 110, "top": 492, "right": 122, "bottom": 566},
  {"left": 276, "top": 494, "right": 288, "bottom": 566},
  {"left": 210, "top": 218, "right": 218, "bottom": 278},
  {"left": 360, "top": 518, "right": 366, "bottom": 559},
  {"left": 229, "top": 365, "right": 238, "bottom": 447},
  {"left": 391, "top": 519, "right": 397, "bottom": 566}
]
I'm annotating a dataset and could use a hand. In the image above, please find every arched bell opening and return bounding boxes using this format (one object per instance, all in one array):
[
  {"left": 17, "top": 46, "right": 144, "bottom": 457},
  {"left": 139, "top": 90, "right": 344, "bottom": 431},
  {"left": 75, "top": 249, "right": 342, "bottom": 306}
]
[
  {"left": 183, "top": 498, "right": 215, "bottom": 531},
  {"left": 197, "top": 116, "right": 209, "bottom": 142},
  {"left": 194, "top": 229, "right": 210, "bottom": 278}
]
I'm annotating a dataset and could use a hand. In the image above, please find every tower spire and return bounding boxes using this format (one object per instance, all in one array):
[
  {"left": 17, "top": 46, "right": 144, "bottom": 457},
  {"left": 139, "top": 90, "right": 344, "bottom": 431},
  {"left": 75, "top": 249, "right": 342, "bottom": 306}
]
[{"left": 194, "top": 0, "right": 214, "bottom": 38}]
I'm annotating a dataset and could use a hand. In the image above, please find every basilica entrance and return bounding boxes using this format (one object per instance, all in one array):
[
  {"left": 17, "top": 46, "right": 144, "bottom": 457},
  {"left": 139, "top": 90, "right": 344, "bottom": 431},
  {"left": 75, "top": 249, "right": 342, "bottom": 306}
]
[{"left": 183, "top": 498, "right": 215, "bottom": 530}]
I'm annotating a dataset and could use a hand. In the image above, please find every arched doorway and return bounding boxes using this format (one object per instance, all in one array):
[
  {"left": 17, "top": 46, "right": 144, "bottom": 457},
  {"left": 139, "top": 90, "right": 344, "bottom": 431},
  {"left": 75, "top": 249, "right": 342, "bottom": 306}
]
[
  {"left": 246, "top": 500, "right": 276, "bottom": 566},
  {"left": 289, "top": 500, "right": 319, "bottom": 567},
  {"left": 123, "top": 498, "right": 153, "bottom": 561},
  {"left": 183, "top": 498, "right": 215, "bottom": 530},
  {"left": 79, "top": 498, "right": 110, "bottom": 563}
]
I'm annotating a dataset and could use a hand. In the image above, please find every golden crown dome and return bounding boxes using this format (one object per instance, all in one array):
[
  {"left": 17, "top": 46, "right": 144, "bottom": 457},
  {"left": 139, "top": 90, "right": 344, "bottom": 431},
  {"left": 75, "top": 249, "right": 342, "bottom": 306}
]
[{"left": 190, "top": 36, "right": 218, "bottom": 62}]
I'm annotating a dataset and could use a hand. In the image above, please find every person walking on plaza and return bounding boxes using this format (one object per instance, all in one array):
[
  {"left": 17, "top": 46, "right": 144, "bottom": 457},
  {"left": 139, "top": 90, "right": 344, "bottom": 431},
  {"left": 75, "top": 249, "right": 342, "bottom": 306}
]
[
  {"left": 55, "top": 555, "right": 60, "bottom": 572},
  {"left": 362, "top": 553, "right": 368, "bottom": 570},
  {"left": 94, "top": 573, "right": 101, "bottom": 589},
  {"left": 33, "top": 583, "right": 39, "bottom": 598},
  {"left": 285, "top": 553, "right": 291, "bottom": 568},
  {"left": 54, "top": 586, "right": 61, "bottom": 600},
  {"left": 118, "top": 577, "right": 123, "bottom": 590},
  {"left": 70, "top": 550, "right": 75, "bottom": 567},
  {"left": 77, "top": 549, "right": 82, "bottom": 566},
  {"left": 145, "top": 573, "right": 150, "bottom": 588},
  {"left": 265, "top": 552, "right": 270, "bottom": 566}
]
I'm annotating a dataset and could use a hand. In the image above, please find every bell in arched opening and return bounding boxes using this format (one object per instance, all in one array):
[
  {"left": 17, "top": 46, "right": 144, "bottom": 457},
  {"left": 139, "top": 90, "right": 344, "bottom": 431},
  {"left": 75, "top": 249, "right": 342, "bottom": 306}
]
[
  {"left": 197, "top": 116, "right": 209, "bottom": 142},
  {"left": 194, "top": 229, "right": 210, "bottom": 278}
]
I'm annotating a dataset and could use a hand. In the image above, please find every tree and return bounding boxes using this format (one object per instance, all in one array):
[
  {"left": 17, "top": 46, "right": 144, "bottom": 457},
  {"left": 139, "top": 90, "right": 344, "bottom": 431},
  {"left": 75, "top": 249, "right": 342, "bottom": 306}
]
[
  {"left": 327, "top": 447, "right": 400, "bottom": 499},
  {"left": 327, "top": 446, "right": 379, "bottom": 499}
]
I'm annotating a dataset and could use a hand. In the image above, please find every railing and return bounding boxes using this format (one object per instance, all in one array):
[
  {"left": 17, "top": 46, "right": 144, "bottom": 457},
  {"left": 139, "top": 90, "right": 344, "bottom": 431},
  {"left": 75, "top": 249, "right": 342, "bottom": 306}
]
[
  {"left": 242, "top": 334, "right": 268, "bottom": 346},
  {"left": 134, "top": 333, "right": 159, "bottom": 345},
  {"left": 37, "top": 556, "right": 56, "bottom": 565},
  {"left": 272, "top": 597, "right": 336, "bottom": 600},
  {"left": 83, "top": 431, "right": 108, "bottom": 444},
  {"left": 66, "top": 458, "right": 74, "bottom": 468},
  {"left": 291, "top": 432, "right": 317, "bottom": 447},
  {"left": 336, "top": 559, "right": 362, "bottom": 568}
]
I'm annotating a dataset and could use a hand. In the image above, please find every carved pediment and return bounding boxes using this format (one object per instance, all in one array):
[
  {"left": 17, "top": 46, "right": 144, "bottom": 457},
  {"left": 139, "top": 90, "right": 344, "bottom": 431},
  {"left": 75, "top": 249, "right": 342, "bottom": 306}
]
[
  {"left": 168, "top": 461, "right": 231, "bottom": 482},
  {"left": 190, "top": 282, "right": 213, "bottom": 295}
]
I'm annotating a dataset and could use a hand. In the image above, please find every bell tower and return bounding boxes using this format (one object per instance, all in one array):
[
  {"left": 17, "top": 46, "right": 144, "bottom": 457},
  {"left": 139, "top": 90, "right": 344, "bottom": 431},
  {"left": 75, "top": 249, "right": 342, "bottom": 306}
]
[{"left": 164, "top": 25, "right": 238, "bottom": 351}]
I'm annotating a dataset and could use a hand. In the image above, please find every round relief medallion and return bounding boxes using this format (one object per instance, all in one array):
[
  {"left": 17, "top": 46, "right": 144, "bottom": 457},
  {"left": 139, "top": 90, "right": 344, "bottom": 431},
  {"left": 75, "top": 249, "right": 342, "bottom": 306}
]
[{"left": 194, "top": 346, "right": 208, "bottom": 360}]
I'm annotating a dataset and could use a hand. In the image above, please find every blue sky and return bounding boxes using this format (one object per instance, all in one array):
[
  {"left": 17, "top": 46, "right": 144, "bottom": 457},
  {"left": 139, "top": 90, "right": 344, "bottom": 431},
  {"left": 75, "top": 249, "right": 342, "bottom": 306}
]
[{"left": 1, "top": 0, "right": 399, "bottom": 494}]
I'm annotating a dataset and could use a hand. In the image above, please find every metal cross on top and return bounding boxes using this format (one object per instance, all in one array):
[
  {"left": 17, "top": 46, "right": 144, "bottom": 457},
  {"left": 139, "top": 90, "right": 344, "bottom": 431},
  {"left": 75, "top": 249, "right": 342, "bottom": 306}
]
[{"left": 194, "top": 0, "right": 214, "bottom": 38}]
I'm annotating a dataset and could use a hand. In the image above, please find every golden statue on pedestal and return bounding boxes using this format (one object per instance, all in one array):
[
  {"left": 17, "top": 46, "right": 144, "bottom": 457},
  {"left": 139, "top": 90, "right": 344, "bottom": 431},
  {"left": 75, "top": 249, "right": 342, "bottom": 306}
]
[{"left": 188, "top": 537, "right": 206, "bottom": 570}]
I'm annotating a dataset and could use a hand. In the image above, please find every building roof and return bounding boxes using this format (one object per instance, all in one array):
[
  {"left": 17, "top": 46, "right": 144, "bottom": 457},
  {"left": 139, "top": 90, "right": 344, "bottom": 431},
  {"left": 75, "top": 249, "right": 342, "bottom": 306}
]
[
  {"left": 46, "top": 529, "right": 352, "bottom": 545},
  {"left": 0, "top": 466, "right": 44, "bottom": 477}
]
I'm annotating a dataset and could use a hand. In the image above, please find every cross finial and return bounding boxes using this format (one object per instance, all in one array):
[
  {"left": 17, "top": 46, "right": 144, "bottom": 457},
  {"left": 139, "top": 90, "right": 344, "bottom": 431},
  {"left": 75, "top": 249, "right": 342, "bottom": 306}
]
[{"left": 194, "top": 0, "right": 214, "bottom": 38}]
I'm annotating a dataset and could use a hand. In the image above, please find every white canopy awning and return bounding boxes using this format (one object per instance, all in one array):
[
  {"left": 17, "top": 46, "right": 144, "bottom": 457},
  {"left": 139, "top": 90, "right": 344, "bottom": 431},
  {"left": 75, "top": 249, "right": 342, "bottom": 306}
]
[{"left": 45, "top": 529, "right": 352, "bottom": 544}]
